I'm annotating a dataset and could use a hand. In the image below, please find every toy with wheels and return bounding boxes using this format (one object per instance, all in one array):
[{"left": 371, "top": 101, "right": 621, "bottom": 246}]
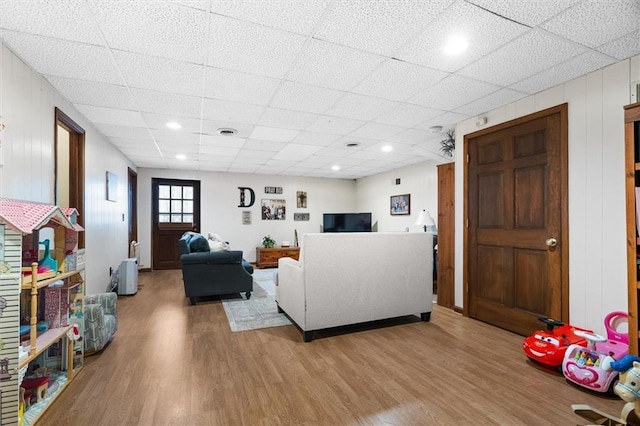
[
  {"left": 562, "top": 312, "right": 629, "bottom": 395},
  {"left": 522, "top": 316, "right": 593, "bottom": 368}
]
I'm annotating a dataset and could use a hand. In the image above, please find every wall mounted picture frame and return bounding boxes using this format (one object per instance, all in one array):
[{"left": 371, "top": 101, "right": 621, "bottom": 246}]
[
  {"left": 242, "top": 211, "right": 251, "bottom": 225},
  {"left": 106, "top": 171, "right": 117, "bottom": 202},
  {"left": 261, "top": 199, "right": 286, "bottom": 220},
  {"left": 390, "top": 194, "right": 410, "bottom": 215},
  {"left": 296, "top": 191, "right": 307, "bottom": 208}
]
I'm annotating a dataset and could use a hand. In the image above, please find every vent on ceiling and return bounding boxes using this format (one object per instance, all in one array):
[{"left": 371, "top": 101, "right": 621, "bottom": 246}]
[
  {"left": 345, "top": 142, "right": 360, "bottom": 148},
  {"left": 217, "top": 128, "right": 237, "bottom": 136}
]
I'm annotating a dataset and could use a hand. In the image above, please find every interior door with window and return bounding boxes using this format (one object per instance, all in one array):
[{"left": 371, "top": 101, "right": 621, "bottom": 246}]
[{"left": 152, "top": 178, "right": 201, "bottom": 270}]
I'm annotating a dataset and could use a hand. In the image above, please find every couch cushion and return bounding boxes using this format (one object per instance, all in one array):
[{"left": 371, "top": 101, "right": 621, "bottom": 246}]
[
  {"left": 189, "top": 233, "right": 210, "bottom": 253},
  {"left": 178, "top": 235, "right": 191, "bottom": 256}
]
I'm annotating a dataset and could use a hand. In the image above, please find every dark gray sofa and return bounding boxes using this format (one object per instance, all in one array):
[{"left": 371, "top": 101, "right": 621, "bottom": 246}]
[{"left": 178, "top": 233, "right": 254, "bottom": 305}]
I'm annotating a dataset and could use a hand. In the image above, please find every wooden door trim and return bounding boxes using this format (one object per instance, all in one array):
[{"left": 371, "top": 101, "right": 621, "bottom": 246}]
[
  {"left": 128, "top": 167, "right": 138, "bottom": 255},
  {"left": 463, "top": 103, "right": 569, "bottom": 321}
]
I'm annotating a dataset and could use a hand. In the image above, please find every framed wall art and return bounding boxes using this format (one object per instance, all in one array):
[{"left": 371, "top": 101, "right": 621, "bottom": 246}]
[
  {"left": 390, "top": 194, "right": 410, "bottom": 215},
  {"left": 261, "top": 199, "right": 286, "bottom": 220}
]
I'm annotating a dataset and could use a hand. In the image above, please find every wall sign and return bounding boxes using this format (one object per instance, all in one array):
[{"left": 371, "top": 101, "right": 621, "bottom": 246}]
[
  {"left": 294, "top": 213, "right": 310, "bottom": 221},
  {"left": 264, "top": 186, "right": 282, "bottom": 194},
  {"left": 242, "top": 211, "right": 251, "bottom": 225},
  {"left": 238, "top": 187, "right": 255, "bottom": 207}
]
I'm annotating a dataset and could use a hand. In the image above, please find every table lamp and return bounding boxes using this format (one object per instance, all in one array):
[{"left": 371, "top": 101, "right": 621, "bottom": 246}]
[{"left": 415, "top": 209, "right": 437, "bottom": 234}]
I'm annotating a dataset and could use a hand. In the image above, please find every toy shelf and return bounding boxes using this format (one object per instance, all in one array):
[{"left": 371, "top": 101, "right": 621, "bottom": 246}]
[
  {"left": 20, "top": 269, "right": 82, "bottom": 290},
  {"left": 19, "top": 326, "right": 73, "bottom": 369}
]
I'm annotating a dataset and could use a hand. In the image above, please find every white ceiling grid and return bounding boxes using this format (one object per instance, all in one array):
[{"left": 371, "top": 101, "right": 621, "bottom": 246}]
[{"left": 0, "top": 0, "right": 638, "bottom": 178}]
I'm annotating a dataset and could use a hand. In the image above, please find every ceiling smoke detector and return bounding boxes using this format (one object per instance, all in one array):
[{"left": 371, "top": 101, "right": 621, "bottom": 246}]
[
  {"left": 217, "top": 128, "right": 238, "bottom": 136},
  {"left": 345, "top": 142, "right": 360, "bottom": 148}
]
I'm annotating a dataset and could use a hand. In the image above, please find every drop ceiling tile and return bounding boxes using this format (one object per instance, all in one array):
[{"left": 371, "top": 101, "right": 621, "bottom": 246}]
[
  {"left": 151, "top": 129, "right": 201, "bottom": 144},
  {"left": 250, "top": 126, "right": 300, "bottom": 142},
  {"left": 199, "top": 135, "right": 246, "bottom": 149},
  {"left": 199, "top": 162, "right": 230, "bottom": 172},
  {"left": 241, "top": 140, "right": 287, "bottom": 152},
  {"left": 345, "top": 150, "right": 381, "bottom": 160},
  {"left": 325, "top": 93, "right": 398, "bottom": 121},
  {"left": 396, "top": 1, "right": 528, "bottom": 73},
  {"left": 74, "top": 104, "right": 146, "bottom": 127},
  {"left": 408, "top": 74, "right": 500, "bottom": 110},
  {"left": 541, "top": 0, "right": 640, "bottom": 48},
  {"left": 269, "top": 81, "right": 345, "bottom": 114},
  {"left": 202, "top": 98, "right": 265, "bottom": 124},
  {"left": 231, "top": 154, "right": 269, "bottom": 165},
  {"left": 457, "top": 29, "right": 587, "bottom": 86},
  {"left": 210, "top": 0, "right": 330, "bottom": 35},
  {"left": 314, "top": 0, "right": 454, "bottom": 56},
  {"left": 348, "top": 122, "right": 404, "bottom": 141},
  {"left": 113, "top": 51, "right": 205, "bottom": 97},
  {"left": 332, "top": 136, "right": 380, "bottom": 149},
  {"left": 374, "top": 103, "right": 442, "bottom": 128},
  {"left": 227, "top": 164, "right": 261, "bottom": 174},
  {"left": 416, "top": 111, "right": 470, "bottom": 131},
  {"left": 306, "top": 116, "right": 366, "bottom": 135},
  {"left": 388, "top": 128, "right": 434, "bottom": 145},
  {"left": 0, "top": 0, "right": 102, "bottom": 44},
  {"left": 129, "top": 158, "right": 168, "bottom": 168},
  {"left": 597, "top": 30, "right": 640, "bottom": 60},
  {"left": 87, "top": 0, "right": 207, "bottom": 63},
  {"left": 510, "top": 51, "right": 616, "bottom": 94},
  {"left": 467, "top": 0, "right": 581, "bottom": 26},
  {"left": 258, "top": 108, "right": 320, "bottom": 130},
  {"left": 169, "top": 160, "right": 201, "bottom": 170},
  {"left": 456, "top": 88, "right": 528, "bottom": 116},
  {"left": 199, "top": 145, "right": 240, "bottom": 156},
  {"left": 204, "top": 67, "right": 280, "bottom": 105},
  {"left": 44, "top": 75, "right": 136, "bottom": 110},
  {"left": 292, "top": 131, "right": 341, "bottom": 146},
  {"left": 169, "top": 1, "right": 210, "bottom": 12},
  {"left": 237, "top": 147, "right": 280, "bottom": 159},
  {"left": 287, "top": 38, "right": 386, "bottom": 91},
  {"left": 273, "top": 144, "right": 323, "bottom": 161},
  {"left": 94, "top": 124, "right": 152, "bottom": 140},
  {"left": 130, "top": 88, "right": 202, "bottom": 118},
  {"left": 207, "top": 14, "right": 307, "bottom": 78},
  {"left": 0, "top": 31, "right": 122, "bottom": 84},
  {"left": 352, "top": 59, "right": 448, "bottom": 102},
  {"left": 110, "top": 138, "right": 159, "bottom": 152}
]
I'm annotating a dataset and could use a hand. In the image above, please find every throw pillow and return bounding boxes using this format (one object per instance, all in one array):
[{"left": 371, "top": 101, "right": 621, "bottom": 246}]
[
  {"left": 208, "top": 240, "right": 230, "bottom": 252},
  {"left": 188, "top": 233, "right": 210, "bottom": 252}
]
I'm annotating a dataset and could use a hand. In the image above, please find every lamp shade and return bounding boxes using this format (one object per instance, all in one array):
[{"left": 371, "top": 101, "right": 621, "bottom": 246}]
[{"left": 415, "top": 209, "right": 437, "bottom": 233}]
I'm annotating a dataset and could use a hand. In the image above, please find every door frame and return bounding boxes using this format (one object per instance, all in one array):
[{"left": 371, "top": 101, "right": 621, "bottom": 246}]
[
  {"left": 463, "top": 103, "right": 569, "bottom": 321},
  {"left": 128, "top": 167, "right": 138, "bottom": 256}
]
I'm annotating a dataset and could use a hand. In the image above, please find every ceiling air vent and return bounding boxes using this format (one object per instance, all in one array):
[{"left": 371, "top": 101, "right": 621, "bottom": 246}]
[
  {"left": 217, "top": 128, "right": 237, "bottom": 136},
  {"left": 345, "top": 142, "right": 360, "bottom": 148}
]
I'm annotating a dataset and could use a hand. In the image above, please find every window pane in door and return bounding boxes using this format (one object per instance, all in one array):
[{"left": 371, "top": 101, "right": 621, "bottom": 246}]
[
  {"left": 171, "top": 214, "right": 182, "bottom": 223},
  {"left": 171, "top": 186, "right": 182, "bottom": 199},
  {"left": 158, "top": 200, "right": 170, "bottom": 213},
  {"left": 183, "top": 200, "right": 193, "bottom": 213},
  {"left": 183, "top": 214, "right": 193, "bottom": 223},
  {"left": 159, "top": 185, "right": 170, "bottom": 199},
  {"left": 171, "top": 200, "right": 182, "bottom": 213},
  {"left": 159, "top": 214, "right": 170, "bottom": 223},
  {"left": 183, "top": 186, "right": 193, "bottom": 199}
]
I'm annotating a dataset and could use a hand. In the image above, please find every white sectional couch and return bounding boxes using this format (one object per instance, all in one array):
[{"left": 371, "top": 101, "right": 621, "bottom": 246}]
[{"left": 276, "top": 232, "right": 433, "bottom": 342}]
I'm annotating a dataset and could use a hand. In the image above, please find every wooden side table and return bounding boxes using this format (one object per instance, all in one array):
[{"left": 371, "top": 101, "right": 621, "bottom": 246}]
[{"left": 256, "top": 246, "right": 300, "bottom": 268}]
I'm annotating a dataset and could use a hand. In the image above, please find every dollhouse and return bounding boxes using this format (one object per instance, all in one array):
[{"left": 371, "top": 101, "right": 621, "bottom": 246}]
[{"left": 0, "top": 198, "right": 85, "bottom": 425}]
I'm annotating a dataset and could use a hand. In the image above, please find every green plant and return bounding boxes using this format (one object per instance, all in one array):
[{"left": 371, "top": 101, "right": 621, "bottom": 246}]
[{"left": 262, "top": 235, "right": 276, "bottom": 248}]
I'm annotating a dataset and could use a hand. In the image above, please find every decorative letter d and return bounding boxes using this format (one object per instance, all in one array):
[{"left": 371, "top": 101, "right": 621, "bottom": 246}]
[{"left": 238, "top": 187, "right": 255, "bottom": 207}]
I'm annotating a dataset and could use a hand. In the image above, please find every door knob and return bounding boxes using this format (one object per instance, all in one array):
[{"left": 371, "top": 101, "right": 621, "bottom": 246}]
[{"left": 546, "top": 238, "right": 558, "bottom": 248}]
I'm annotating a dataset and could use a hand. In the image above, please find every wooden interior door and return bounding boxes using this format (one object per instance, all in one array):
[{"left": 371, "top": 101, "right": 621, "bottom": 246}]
[
  {"left": 465, "top": 104, "right": 568, "bottom": 336},
  {"left": 437, "top": 162, "right": 455, "bottom": 309},
  {"left": 152, "top": 178, "right": 201, "bottom": 270}
]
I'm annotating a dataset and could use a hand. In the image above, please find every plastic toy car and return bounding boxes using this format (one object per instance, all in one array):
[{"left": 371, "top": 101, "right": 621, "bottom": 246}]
[
  {"left": 522, "top": 316, "right": 593, "bottom": 368},
  {"left": 562, "top": 312, "right": 629, "bottom": 395}
]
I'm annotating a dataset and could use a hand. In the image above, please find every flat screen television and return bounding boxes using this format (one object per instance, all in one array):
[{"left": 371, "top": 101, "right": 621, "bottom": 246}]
[{"left": 323, "top": 213, "right": 372, "bottom": 233}]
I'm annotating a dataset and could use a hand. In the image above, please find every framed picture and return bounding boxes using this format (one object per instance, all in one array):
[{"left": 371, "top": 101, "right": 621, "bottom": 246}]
[
  {"left": 390, "top": 194, "right": 410, "bottom": 215},
  {"left": 106, "top": 171, "right": 117, "bottom": 202},
  {"left": 242, "top": 210, "right": 251, "bottom": 225},
  {"left": 261, "top": 199, "right": 286, "bottom": 220}
]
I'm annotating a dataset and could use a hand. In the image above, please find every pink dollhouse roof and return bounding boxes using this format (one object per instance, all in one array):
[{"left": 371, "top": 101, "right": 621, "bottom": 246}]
[
  {"left": 0, "top": 199, "right": 77, "bottom": 234},
  {"left": 61, "top": 207, "right": 84, "bottom": 232}
]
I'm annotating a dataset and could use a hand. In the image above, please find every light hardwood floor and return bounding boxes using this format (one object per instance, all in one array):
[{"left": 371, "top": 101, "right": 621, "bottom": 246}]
[{"left": 38, "top": 269, "right": 623, "bottom": 425}]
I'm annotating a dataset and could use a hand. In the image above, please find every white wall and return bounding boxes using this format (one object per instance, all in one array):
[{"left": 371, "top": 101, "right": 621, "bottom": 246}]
[
  {"left": 0, "top": 42, "right": 135, "bottom": 295},
  {"left": 136, "top": 168, "right": 357, "bottom": 266},
  {"left": 454, "top": 55, "right": 640, "bottom": 334},
  {"left": 356, "top": 161, "right": 440, "bottom": 232}
]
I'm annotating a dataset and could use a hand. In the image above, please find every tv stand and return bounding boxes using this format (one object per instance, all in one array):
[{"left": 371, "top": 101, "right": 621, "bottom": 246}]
[{"left": 256, "top": 246, "right": 300, "bottom": 268}]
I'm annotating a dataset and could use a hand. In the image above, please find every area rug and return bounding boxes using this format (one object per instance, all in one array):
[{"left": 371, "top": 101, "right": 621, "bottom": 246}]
[{"left": 222, "top": 268, "right": 292, "bottom": 332}]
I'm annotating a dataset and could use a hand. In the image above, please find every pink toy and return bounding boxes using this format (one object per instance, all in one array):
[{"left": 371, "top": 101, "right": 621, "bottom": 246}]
[{"left": 562, "top": 311, "right": 629, "bottom": 395}]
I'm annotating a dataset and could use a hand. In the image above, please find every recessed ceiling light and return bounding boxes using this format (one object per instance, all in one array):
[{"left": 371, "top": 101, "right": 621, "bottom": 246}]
[
  {"left": 331, "top": 165, "right": 340, "bottom": 171},
  {"left": 345, "top": 142, "right": 360, "bottom": 148},
  {"left": 176, "top": 154, "right": 187, "bottom": 160},
  {"left": 217, "top": 128, "right": 238, "bottom": 136},
  {"left": 166, "top": 121, "right": 182, "bottom": 130},
  {"left": 381, "top": 145, "right": 393, "bottom": 153},
  {"left": 442, "top": 36, "right": 468, "bottom": 56}
]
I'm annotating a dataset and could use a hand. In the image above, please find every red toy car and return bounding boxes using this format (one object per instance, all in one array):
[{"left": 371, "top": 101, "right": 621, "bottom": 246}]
[{"left": 522, "top": 317, "right": 593, "bottom": 368}]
